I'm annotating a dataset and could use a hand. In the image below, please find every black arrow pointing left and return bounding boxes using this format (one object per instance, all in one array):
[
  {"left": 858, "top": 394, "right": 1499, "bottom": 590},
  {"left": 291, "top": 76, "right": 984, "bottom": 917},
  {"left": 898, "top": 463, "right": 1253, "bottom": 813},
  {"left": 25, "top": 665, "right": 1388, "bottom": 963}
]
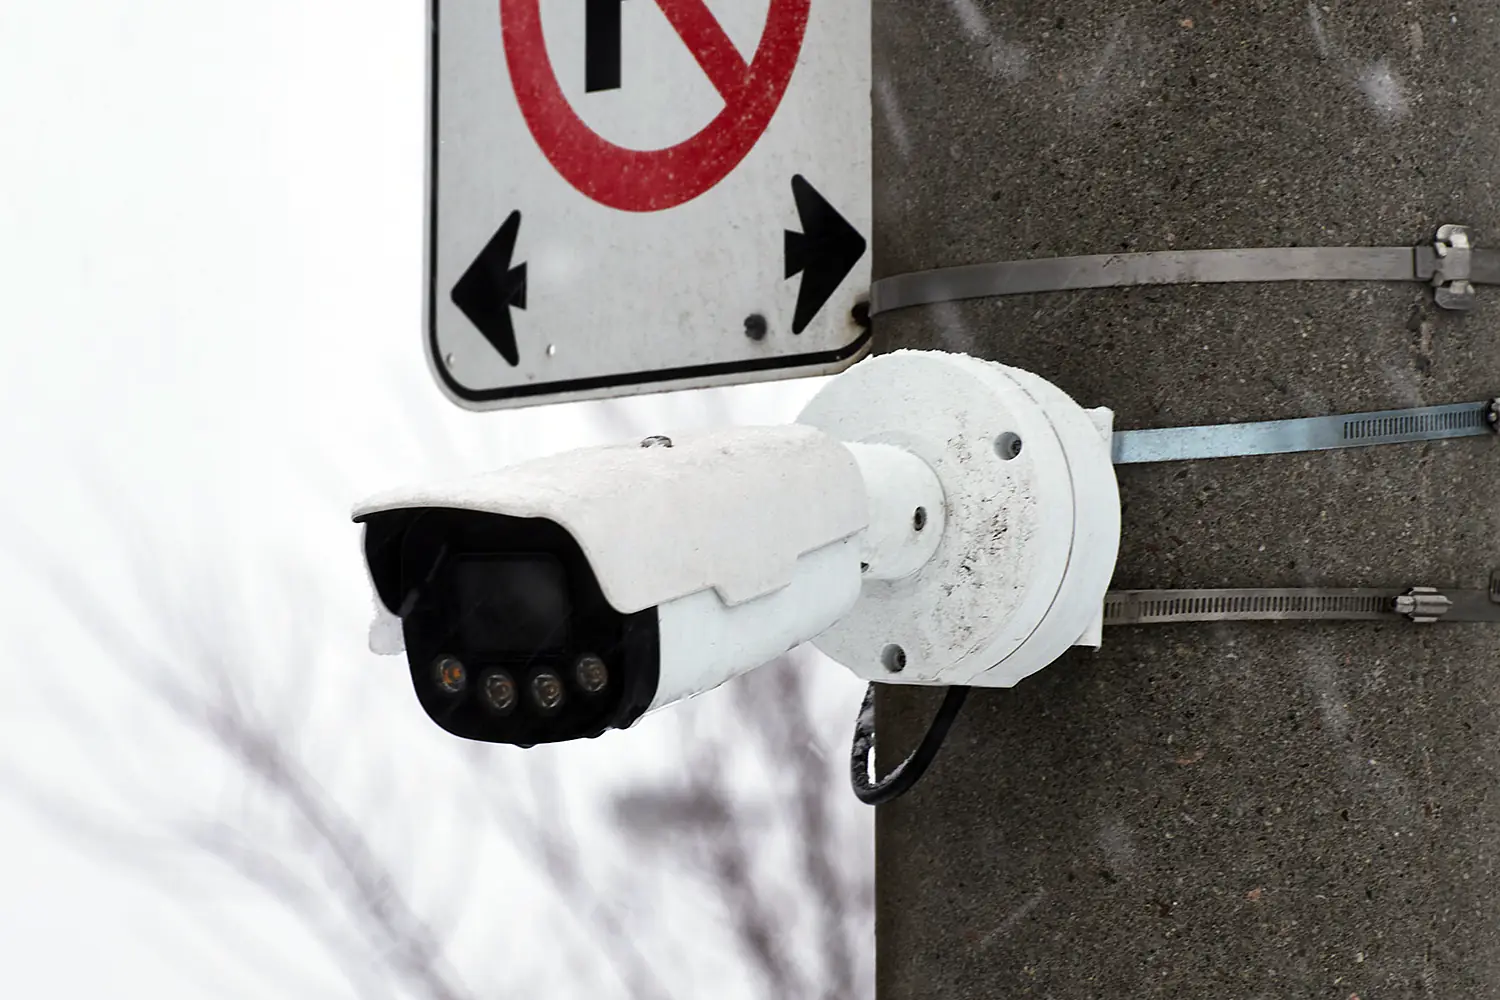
[{"left": 451, "top": 211, "right": 528, "bottom": 367}]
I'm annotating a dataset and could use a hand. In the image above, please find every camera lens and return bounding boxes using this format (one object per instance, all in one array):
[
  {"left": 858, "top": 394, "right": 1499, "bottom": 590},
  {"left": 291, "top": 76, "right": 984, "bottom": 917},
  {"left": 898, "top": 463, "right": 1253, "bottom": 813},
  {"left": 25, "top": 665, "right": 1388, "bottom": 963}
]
[
  {"left": 432, "top": 655, "right": 467, "bottom": 695},
  {"left": 452, "top": 556, "right": 571, "bottom": 653},
  {"left": 530, "top": 670, "right": 566, "bottom": 714},
  {"left": 574, "top": 654, "right": 609, "bottom": 694},
  {"left": 479, "top": 670, "right": 518, "bottom": 715}
]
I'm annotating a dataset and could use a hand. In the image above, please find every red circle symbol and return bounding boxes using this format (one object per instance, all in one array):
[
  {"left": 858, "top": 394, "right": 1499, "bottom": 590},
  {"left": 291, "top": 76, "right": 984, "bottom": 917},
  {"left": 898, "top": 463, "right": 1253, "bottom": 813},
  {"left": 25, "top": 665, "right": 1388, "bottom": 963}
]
[{"left": 501, "top": 0, "right": 810, "bottom": 213}]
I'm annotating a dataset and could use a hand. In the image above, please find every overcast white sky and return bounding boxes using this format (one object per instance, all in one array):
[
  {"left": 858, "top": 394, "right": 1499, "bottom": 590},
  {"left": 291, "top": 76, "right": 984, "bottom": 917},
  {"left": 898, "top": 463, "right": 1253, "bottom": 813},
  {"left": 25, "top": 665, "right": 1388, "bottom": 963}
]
[{"left": 0, "top": 2, "right": 866, "bottom": 995}]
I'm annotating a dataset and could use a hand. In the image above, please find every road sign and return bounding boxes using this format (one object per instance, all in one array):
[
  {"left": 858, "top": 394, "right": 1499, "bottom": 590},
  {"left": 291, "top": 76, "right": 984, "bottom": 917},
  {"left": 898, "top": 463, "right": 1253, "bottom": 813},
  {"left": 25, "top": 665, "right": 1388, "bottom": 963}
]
[{"left": 427, "top": 0, "right": 872, "bottom": 410}]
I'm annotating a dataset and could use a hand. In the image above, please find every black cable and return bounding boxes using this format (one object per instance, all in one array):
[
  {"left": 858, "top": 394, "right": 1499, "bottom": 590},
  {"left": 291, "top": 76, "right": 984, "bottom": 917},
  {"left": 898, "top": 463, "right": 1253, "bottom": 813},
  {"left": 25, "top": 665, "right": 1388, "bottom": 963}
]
[{"left": 849, "top": 683, "right": 970, "bottom": 805}]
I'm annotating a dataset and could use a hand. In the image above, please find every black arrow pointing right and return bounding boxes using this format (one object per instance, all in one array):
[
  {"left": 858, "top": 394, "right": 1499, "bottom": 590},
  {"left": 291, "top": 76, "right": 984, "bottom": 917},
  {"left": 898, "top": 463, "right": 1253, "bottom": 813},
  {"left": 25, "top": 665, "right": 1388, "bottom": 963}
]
[
  {"left": 451, "top": 211, "right": 528, "bottom": 367},
  {"left": 785, "top": 175, "right": 867, "bottom": 335}
]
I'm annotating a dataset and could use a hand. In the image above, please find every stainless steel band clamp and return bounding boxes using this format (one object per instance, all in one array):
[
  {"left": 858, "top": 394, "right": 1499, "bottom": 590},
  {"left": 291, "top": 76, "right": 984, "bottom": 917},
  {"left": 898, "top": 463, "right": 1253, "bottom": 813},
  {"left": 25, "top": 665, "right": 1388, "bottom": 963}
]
[
  {"left": 870, "top": 224, "right": 1496, "bottom": 315},
  {"left": 1111, "top": 396, "right": 1500, "bottom": 465},
  {"left": 1101, "top": 396, "right": 1498, "bottom": 627},
  {"left": 1104, "top": 575, "right": 1500, "bottom": 627}
]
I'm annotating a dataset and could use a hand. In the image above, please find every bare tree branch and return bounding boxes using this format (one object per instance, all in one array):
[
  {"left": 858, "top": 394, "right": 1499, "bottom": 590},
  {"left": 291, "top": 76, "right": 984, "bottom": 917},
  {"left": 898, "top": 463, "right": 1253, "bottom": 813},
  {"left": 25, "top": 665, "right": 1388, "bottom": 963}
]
[
  {"left": 735, "top": 659, "right": 866, "bottom": 1000},
  {"left": 606, "top": 659, "right": 871, "bottom": 1000},
  {"left": 468, "top": 749, "right": 677, "bottom": 1000},
  {"left": 12, "top": 533, "right": 479, "bottom": 1000},
  {"left": 7, "top": 467, "right": 873, "bottom": 1000}
]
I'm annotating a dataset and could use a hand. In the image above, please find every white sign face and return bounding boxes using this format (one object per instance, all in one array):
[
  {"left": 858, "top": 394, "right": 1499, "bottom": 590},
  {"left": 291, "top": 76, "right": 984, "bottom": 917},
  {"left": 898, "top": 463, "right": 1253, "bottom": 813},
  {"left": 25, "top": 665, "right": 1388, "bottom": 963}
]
[{"left": 428, "top": 0, "right": 872, "bottom": 410}]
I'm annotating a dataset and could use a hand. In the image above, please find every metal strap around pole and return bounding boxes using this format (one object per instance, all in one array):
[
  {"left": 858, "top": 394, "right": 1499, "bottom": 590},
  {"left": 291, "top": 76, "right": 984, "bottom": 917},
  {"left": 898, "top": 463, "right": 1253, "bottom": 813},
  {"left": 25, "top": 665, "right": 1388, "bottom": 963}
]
[
  {"left": 1475, "top": 247, "right": 1500, "bottom": 286},
  {"left": 1111, "top": 398, "right": 1499, "bottom": 465},
  {"left": 870, "top": 225, "right": 1493, "bottom": 314},
  {"left": 1104, "top": 578, "right": 1500, "bottom": 627},
  {"left": 1103, "top": 398, "right": 1497, "bottom": 626}
]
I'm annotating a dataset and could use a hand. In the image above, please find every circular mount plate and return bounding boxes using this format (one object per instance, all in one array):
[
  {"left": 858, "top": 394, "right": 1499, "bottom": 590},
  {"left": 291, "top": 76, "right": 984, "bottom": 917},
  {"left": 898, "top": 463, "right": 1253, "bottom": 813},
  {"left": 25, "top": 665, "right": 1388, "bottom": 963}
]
[{"left": 797, "top": 350, "right": 1120, "bottom": 688}]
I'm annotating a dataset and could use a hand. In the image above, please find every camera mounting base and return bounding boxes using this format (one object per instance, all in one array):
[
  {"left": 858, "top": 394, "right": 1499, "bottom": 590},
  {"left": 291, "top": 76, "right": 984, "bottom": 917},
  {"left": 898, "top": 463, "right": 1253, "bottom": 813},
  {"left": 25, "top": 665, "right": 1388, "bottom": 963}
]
[{"left": 797, "top": 350, "right": 1121, "bottom": 689}]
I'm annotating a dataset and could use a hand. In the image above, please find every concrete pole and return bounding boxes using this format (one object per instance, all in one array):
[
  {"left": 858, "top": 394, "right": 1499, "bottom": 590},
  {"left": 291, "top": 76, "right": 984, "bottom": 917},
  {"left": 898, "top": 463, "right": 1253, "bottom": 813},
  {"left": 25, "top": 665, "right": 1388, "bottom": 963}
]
[{"left": 871, "top": 2, "right": 1500, "bottom": 996}]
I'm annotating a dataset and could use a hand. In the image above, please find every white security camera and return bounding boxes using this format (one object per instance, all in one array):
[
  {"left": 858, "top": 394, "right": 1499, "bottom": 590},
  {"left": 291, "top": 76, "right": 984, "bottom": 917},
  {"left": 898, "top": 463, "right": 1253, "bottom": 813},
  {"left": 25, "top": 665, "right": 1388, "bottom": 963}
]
[{"left": 354, "top": 351, "right": 1121, "bottom": 748}]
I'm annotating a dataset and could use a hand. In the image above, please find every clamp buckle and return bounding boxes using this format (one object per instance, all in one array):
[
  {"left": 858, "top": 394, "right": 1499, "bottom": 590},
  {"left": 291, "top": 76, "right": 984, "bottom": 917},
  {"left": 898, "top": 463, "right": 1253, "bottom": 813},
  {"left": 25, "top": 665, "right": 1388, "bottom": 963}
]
[
  {"left": 1489, "top": 570, "right": 1500, "bottom": 606},
  {"left": 1432, "top": 224, "right": 1477, "bottom": 311},
  {"left": 1396, "top": 586, "right": 1453, "bottom": 623}
]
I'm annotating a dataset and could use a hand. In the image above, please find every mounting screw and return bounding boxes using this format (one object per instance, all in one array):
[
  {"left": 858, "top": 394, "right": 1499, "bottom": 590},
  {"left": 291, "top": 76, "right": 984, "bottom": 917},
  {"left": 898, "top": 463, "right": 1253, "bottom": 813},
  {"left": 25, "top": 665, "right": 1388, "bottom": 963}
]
[
  {"left": 913, "top": 506, "right": 928, "bottom": 532},
  {"left": 996, "top": 432, "right": 1024, "bottom": 460},
  {"left": 640, "top": 435, "right": 673, "bottom": 449},
  {"left": 881, "top": 644, "right": 907, "bottom": 674},
  {"left": 743, "top": 314, "right": 768, "bottom": 340}
]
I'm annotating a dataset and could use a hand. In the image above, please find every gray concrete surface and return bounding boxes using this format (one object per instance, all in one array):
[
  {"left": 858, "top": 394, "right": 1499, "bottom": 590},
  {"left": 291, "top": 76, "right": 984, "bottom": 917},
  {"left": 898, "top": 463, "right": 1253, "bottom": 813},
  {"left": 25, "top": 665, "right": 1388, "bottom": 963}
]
[{"left": 870, "top": 2, "right": 1500, "bottom": 996}]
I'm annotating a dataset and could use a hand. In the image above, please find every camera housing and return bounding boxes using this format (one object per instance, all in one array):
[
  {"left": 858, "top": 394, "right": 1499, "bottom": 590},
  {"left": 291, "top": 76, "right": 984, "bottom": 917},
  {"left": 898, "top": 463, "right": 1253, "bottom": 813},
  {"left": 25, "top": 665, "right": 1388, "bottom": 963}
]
[{"left": 355, "top": 425, "right": 886, "bottom": 745}]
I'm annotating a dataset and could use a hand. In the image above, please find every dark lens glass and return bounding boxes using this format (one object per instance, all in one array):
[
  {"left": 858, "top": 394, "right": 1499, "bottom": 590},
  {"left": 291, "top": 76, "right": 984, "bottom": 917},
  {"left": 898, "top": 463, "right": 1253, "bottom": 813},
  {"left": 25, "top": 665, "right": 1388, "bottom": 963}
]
[
  {"left": 432, "top": 655, "right": 467, "bottom": 694},
  {"left": 480, "top": 670, "right": 518, "bottom": 715},
  {"left": 452, "top": 556, "right": 571, "bottom": 653},
  {"left": 574, "top": 654, "right": 609, "bottom": 694},
  {"left": 530, "top": 670, "right": 566, "bottom": 713}
]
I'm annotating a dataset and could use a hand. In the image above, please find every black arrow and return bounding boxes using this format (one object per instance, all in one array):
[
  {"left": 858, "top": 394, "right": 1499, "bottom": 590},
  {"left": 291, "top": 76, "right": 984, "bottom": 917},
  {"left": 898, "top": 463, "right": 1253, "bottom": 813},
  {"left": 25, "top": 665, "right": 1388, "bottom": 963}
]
[
  {"left": 784, "top": 175, "right": 867, "bottom": 335},
  {"left": 451, "top": 211, "right": 528, "bottom": 367}
]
